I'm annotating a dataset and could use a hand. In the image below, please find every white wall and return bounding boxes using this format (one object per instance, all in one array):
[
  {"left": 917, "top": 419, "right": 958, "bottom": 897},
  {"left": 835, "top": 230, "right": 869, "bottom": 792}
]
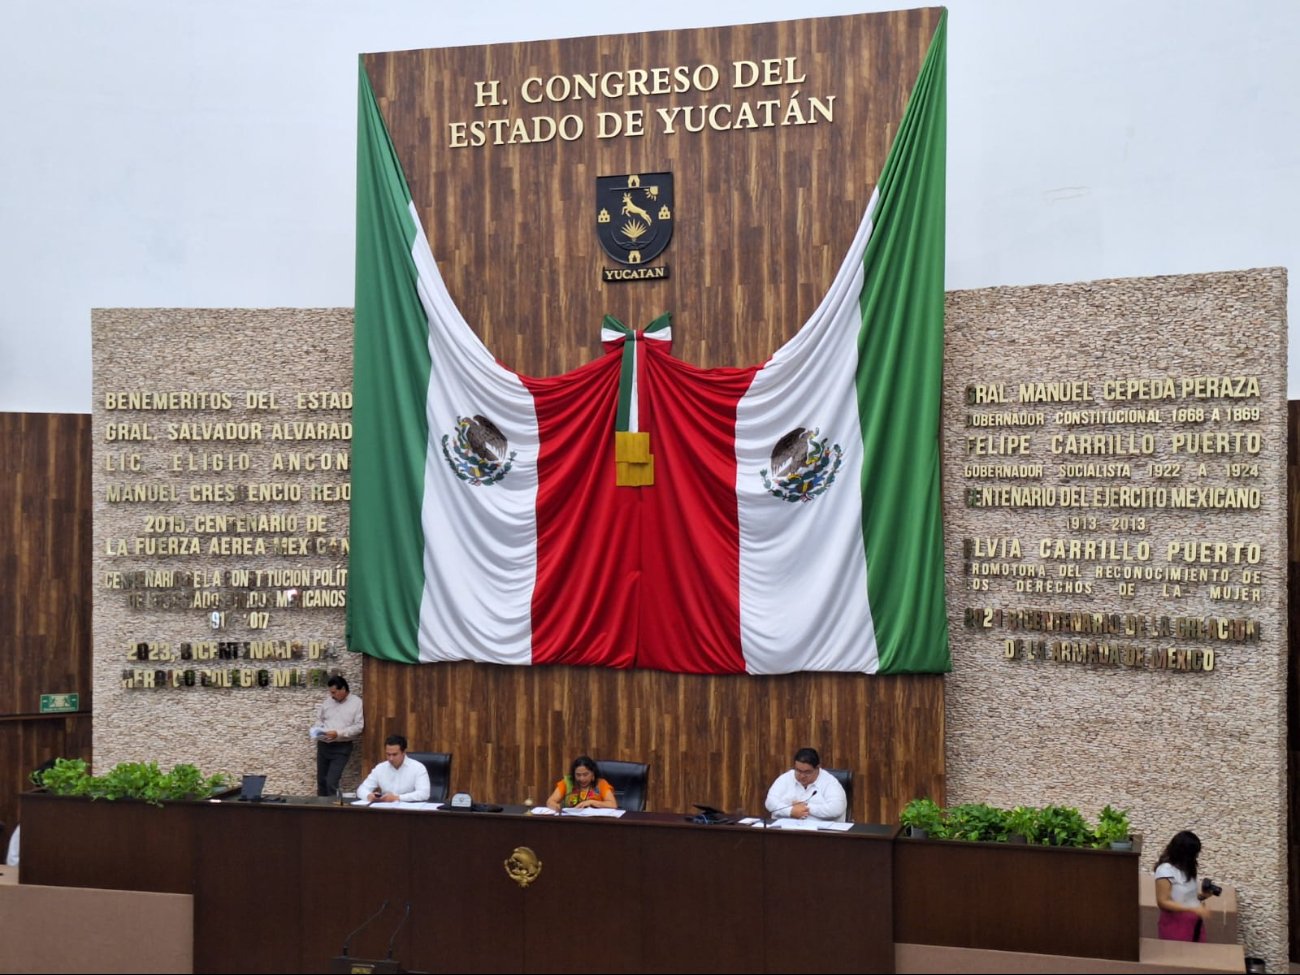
[{"left": 1, "top": 0, "right": 1297, "bottom": 413}]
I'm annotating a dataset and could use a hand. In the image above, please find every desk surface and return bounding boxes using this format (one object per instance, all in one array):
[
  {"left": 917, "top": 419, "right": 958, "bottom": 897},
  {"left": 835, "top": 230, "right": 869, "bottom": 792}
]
[{"left": 241, "top": 793, "right": 898, "bottom": 832}]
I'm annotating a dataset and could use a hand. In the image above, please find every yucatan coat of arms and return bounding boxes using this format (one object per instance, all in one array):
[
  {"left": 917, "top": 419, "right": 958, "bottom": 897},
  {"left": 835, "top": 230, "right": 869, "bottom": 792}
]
[{"left": 595, "top": 172, "right": 674, "bottom": 265}]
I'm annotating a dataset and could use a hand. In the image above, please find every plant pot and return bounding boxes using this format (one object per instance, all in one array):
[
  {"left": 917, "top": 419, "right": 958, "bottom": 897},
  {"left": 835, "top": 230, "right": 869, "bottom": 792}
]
[
  {"left": 1007, "top": 833, "right": 1027, "bottom": 844},
  {"left": 1109, "top": 839, "right": 1133, "bottom": 851},
  {"left": 906, "top": 826, "right": 927, "bottom": 839}
]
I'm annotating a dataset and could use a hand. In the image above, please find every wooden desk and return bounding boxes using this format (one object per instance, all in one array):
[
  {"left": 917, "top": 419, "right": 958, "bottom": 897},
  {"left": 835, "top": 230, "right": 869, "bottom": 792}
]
[{"left": 20, "top": 794, "right": 895, "bottom": 974}]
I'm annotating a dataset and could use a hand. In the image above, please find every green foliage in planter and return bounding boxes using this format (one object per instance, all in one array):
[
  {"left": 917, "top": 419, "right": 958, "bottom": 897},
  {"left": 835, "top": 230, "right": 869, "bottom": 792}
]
[
  {"left": 896, "top": 798, "right": 1134, "bottom": 850},
  {"left": 1093, "top": 804, "right": 1131, "bottom": 847},
  {"left": 945, "top": 802, "right": 1009, "bottom": 842},
  {"left": 34, "top": 758, "right": 230, "bottom": 807},
  {"left": 1036, "top": 804, "right": 1095, "bottom": 847},
  {"left": 1004, "top": 805, "right": 1041, "bottom": 843},
  {"left": 899, "top": 797, "right": 947, "bottom": 837},
  {"left": 159, "top": 763, "right": 231, "bottom": 801},
  {"left": 89, "top": 762, "right": 166, "bottom": 802},
  {"left": 34, "top": 757, "right": 91, "bottom": 796}
]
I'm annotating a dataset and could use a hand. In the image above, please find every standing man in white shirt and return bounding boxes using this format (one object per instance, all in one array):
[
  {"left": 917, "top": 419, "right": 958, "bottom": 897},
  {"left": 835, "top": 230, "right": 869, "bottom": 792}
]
[
  {"left": 357, "top": 734, "right": 431, "bottom": 803},
  {"left": 312, "top": 675, "right": 364, "bottom": 796},
  {"left": 764, "top": 747, "right": 847, "bottom": 822}
]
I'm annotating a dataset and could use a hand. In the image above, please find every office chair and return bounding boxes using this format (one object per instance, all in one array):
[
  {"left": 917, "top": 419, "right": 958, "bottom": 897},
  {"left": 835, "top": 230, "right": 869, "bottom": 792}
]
[
  {"left": 406, "top": 751, "right": 453, "bottom": 803},
  {"left": 823, "top": 767, "right": 854, "bottom": 822},
  {"left": 593, "top": 759, "right": 650, "bottom": 812}
]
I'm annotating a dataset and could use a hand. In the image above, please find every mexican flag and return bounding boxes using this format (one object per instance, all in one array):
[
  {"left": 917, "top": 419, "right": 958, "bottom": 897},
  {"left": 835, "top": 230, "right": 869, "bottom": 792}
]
[{"left": 348, "top": 15, "right": 949, "bottom": 675}]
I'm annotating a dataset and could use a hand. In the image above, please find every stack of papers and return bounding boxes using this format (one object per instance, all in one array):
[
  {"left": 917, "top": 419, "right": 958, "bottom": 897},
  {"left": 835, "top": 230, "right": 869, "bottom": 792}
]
[
  {"left": 738, "top": 817, "right": 855, "bottom": 831},
  {"left": 350, "top": 799, "right": 444, "bottom": 810}
]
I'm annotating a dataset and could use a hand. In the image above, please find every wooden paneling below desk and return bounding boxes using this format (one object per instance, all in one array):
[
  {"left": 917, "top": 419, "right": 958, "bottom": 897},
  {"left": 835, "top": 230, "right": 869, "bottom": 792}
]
[
  {"left": 893, "top": 835, "right": 1141, "bottom": 961},
  {"left": 20, "top": 794, "right": 894, "bottom": 974}
]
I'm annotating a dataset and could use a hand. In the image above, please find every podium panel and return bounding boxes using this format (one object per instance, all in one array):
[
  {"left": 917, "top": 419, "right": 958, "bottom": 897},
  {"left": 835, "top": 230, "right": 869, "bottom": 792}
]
[{"left": 19, "top": 793, "right": 894, "bottom": 974}]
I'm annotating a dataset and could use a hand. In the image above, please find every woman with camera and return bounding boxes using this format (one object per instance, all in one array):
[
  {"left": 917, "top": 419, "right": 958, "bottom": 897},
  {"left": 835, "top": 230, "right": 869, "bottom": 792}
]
[{"left": 1153, "top": 830, "right": 1215, "bottom": 941}]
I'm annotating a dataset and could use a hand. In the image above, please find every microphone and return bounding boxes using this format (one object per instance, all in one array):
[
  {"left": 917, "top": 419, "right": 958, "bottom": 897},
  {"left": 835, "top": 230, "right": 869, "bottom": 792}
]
[
  {"left": 341, "top": 898, "right": 389, "bottom": 956},
  {"left": 386, "top": 901, "right": 412, "bottom": 960}
]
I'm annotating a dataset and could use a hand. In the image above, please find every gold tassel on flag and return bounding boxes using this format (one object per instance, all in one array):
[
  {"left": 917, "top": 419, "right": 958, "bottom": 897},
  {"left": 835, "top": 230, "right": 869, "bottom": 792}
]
[{"left": 615, "top": 431, "right": 654, "bottom": 486}]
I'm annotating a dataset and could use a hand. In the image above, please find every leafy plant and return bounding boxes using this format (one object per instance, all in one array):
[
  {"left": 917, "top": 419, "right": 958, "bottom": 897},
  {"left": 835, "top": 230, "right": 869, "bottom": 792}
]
[
  {"left": 945, "top": 802, "right": 1009, "bottom": 842},
  {"left": 1036, "top": 804, "right": 1095, "bottom": 847},
  {"left": 1005, "top": 805, "right": 1041, "bottom": 843},
  {"left": 89, "top": 761, "right": 166, "bottom": 802},
  {"left": 35, "top": 758, "right": 231, "bottom": 807},
  {"left": 34, "top": 757, "right": 91, "bottom": 796},
  {"left": 899, "top": 797, "right": 946, "bottom": 837},
  {"left": 897, "top": 798, "right": 1129, "bottom": 849},
  {"left": 1093, "top": 804, "right": 1131, "bottom": 847},
  {"left": 159, "top": 763, "right": 231, "bottom": 801}
]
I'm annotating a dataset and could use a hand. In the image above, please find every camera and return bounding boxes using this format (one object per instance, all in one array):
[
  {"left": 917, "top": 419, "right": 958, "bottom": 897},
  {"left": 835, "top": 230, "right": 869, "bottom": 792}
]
[{"left": 1201, "top": 878, "right": 1223, "bottom": 897}]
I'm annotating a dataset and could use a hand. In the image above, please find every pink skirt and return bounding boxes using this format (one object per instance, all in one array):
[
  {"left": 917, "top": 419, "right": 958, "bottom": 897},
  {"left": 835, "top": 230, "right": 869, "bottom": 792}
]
[{"left": 1157, "top": 910, "right": 1205, "bottom": 942}]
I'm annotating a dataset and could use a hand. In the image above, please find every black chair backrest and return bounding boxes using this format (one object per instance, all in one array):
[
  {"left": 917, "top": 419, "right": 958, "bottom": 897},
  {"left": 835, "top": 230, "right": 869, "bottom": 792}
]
[
  {"left": 593, "top": 759, "right": 650, "bottom": 812},
  {"left": 406, "top": 751, "right": 452, "bottom": 804},
  {"left": 823, "top": 766, "right": 854, "bottom": 822}
]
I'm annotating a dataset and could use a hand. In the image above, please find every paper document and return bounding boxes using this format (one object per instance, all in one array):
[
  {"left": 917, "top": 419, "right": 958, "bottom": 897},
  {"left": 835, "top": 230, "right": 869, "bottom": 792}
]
[
  {"left": 560, "top": 807, "right": 625, "bottom": 817},
  {"left": 753, "top": 818, "right": 853, "bottom": 831},
  {"left": 352, "top": 799, "right": 444, "bottom": 810}
]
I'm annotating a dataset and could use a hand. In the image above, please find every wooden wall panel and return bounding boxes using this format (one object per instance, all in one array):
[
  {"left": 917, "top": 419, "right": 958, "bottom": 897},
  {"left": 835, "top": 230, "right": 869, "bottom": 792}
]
[
  {"left": 0, "top": 412, "right": 94, "bottom": 836},
  {"left": 363, "top": 656, "right": 944, "bottom": 823},
  {"left": 364, "top": 8, "right": 942, "bottom": 374},
  {"left": 356, "top": 10, "right": 947, "bottom": 825}
]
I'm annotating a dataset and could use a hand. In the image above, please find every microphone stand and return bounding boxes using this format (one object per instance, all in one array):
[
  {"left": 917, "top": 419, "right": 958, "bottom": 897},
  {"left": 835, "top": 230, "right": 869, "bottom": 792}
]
[
  {"left": 341, "top": 898, "right": 390, "bottom": 958},
  {"left": 386, "top": 902, "right": 412, "bottom": 961}
]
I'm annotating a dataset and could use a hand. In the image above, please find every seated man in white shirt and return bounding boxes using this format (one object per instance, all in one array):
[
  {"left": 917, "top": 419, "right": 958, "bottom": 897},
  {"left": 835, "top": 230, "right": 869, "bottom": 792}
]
[
  {"left": 357, "top": 734, "right": 431, "bottom": 803},
  {"left": 764, "top": 747, "right": 847, "bottom": 822}
]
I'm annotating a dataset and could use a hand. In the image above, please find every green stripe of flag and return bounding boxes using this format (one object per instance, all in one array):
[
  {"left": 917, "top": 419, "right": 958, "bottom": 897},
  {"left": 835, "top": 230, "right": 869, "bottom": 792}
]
[
  {"left": 856, "top": 13, "right": 950, "bottom": 674},
  {"left": 608, "top": 312, "right": 672, "bottom": 433},
  {"left": 604, "top": 315, "right": 638, "bottom": 432},
  {"left": 346, "top": 60, "right": 433, "bottom": 663}
]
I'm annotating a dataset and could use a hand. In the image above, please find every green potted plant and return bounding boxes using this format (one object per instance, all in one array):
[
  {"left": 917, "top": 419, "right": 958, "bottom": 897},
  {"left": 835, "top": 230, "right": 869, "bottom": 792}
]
[
  {"left": 1004, "top": 805, "right": 1040, "bottom": 844},
  {"left": 899, "top": 797, "right": 945, "bottom": 838},
  {"left": 1093, "top": 804, "right": 1132, "bottom": 850},
  {"left": 945, "top": 802, "right": 1009, "bottom": 842},
  {"left": 1035, "top": 804, "right": 1094, "bottom": 847},
  {"left": 33, "top": 758, "right": 230, "bottom": 807},
  {"left": 33, "top": 757, "right": 91, "bottom": 795}
]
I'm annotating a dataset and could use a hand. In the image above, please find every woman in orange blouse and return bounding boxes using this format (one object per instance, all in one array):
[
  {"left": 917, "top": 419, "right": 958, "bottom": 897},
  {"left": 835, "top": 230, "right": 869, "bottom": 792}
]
[{"left": 546, "top": 755, "right": 618, "bottom": 811}]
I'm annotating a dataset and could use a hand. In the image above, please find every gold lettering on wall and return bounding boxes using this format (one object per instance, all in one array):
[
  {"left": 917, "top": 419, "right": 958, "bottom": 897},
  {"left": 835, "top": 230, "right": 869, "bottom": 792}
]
[
  {"left": 958, "top": 373, "right": 1269, "bottom": 673},
  {"left": 448, "top": 56, "right": 836, "bottom": 148},
  {"left": 95, "top": 386, "right": 353, "bottom": 691}
]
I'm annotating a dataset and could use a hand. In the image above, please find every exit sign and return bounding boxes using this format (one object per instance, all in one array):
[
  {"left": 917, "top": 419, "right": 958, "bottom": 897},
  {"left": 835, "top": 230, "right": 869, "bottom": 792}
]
[{"left": 39, "top": 693, "right": 79, "bottom": 713}]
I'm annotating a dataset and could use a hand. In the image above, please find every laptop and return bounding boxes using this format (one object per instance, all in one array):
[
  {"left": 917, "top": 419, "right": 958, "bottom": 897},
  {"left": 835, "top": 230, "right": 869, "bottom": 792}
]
[{"left": 238, "top": 774, "right": 267, "bottom": 801}]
